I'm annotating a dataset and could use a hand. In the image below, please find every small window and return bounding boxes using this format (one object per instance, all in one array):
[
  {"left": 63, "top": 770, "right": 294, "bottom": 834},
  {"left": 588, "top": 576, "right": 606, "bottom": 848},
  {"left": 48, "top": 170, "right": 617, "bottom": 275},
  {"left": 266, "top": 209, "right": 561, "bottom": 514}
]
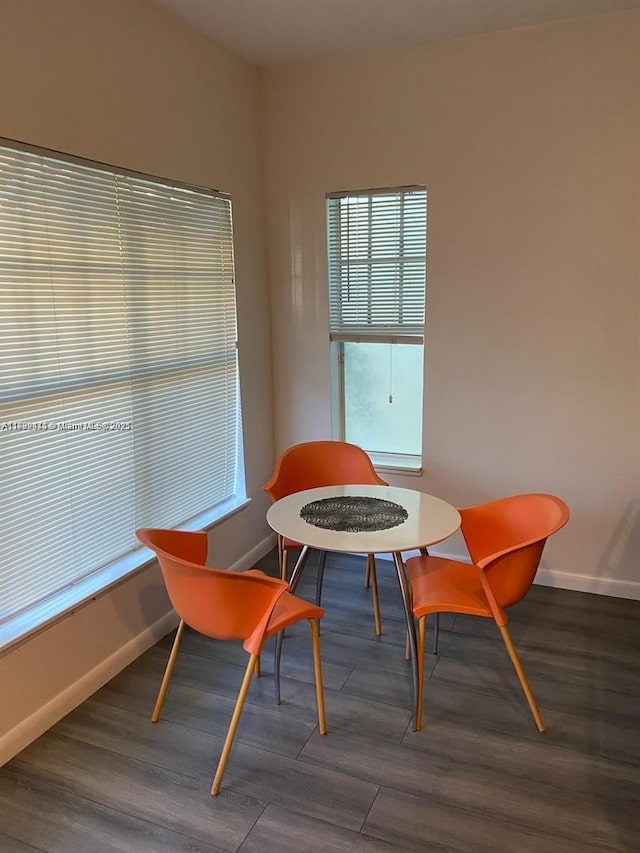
[{"left": 326, "top": 186, "right": 426, "bottom": 470}]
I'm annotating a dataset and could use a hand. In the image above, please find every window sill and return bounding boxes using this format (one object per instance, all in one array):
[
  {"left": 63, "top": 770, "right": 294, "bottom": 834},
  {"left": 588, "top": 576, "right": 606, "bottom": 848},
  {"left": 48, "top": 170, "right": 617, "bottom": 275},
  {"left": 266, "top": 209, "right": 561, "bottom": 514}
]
[
  {"left": 369, "top": 452, "right": 423, "bottom": 477},
  {"left": 0, "top": 494, "right": 250, "bottom": 655}
]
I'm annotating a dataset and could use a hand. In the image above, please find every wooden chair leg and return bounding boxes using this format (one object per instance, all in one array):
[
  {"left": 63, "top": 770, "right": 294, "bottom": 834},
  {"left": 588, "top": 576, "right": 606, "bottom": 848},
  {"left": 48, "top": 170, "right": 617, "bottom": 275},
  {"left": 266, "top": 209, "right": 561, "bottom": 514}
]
[
  {"left": 416, "top": 616, "right": 426, "bottom": 730},
  {"left": 365, "top": 557, "right": 371, "bottom": 588},
  {"left": 309, "top": 618, "right": 327, "bottom": 735},
  {"left": 498, "top": 623, "right": 545, "bottom": 733},
  {"left": 211, "top": 654, "right": 258, "bottom": 796},
  {"left": 368, "top": 555, "right": 382, "bottom": 636},
  {"left": 152, "top": 619, "right": 185, "bottom": 723},
  {"left": 278, "top": 536, "right": 289, "bottom": 581}
]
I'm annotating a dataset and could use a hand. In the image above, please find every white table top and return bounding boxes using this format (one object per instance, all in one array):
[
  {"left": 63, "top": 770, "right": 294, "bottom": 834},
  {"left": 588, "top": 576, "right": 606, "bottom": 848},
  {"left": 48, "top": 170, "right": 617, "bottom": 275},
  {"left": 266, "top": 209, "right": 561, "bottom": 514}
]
[{"left": 266, "top": 484, "right": 460, "bottom": 555}]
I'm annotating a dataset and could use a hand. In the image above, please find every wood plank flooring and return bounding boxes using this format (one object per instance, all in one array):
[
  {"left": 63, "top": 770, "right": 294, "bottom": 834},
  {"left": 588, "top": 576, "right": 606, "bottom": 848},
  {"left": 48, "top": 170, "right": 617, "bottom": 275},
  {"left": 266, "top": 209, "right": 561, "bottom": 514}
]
[{"left": 1, "top": 549, "right": 639, "bottom": 851}]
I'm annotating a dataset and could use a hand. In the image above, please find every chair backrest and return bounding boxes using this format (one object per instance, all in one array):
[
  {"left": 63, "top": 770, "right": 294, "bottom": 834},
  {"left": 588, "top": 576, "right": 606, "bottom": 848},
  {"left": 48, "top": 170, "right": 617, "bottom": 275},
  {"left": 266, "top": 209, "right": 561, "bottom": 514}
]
[
  {"left": 263, "top": 440, "right": 387, "bottom": 502},
  {"left": 460, "top": 494, "right": 570, "bottom": 610},
  {"left": 136, "top": 528, "right": 287, "bottom": 653}
]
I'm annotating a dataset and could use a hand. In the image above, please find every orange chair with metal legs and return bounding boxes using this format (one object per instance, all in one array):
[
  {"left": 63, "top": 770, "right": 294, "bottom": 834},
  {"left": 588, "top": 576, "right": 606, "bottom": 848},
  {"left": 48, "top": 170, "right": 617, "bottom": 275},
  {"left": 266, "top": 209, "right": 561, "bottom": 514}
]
[
  {"left": 136, "top": 527, "right": 327, "bottom": 796},
  {"left": 405, "top": 493, "right": 569, "bottom": 731},
  {"left": 263, "top": 440, "right": 387, "bottom": 635}
]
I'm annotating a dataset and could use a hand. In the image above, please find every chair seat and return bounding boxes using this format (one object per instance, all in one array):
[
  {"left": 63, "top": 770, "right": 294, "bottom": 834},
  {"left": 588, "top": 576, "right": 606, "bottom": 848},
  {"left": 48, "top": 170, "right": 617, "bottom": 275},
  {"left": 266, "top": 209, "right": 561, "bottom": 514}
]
[
  {"left": 405, "top": 555, "right": 493, "bottom": 620},
  {"left": 266, "top": 591, "right": 324, "bottom": 638}
]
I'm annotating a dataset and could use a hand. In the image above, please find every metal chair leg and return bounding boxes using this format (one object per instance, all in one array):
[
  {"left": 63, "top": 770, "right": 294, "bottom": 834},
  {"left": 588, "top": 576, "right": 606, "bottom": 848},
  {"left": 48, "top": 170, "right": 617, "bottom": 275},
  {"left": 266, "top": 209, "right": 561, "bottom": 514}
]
[
  {"left": 274, "top": 629, "right": 284, "bottom": 704},
  {"left": 431, "top": 612, "right": 440, "bottom": 654}
]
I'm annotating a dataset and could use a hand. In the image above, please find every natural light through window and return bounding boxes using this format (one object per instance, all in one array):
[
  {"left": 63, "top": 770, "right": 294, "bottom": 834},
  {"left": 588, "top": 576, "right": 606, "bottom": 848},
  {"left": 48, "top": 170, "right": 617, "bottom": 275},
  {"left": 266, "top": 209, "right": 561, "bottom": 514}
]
[{"left": 327, "top": 186, "right": 427, "bottom": 470}]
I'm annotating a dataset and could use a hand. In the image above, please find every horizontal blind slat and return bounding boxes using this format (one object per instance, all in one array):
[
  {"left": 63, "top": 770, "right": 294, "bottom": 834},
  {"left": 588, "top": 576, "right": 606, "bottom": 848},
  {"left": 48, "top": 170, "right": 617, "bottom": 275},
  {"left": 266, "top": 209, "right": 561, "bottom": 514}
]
[
  {"left": 327, "top": 187, "right": 427, "bottom": 337},
  {"left": 0, "top": 138, "right": 241, "bottom": 634}
]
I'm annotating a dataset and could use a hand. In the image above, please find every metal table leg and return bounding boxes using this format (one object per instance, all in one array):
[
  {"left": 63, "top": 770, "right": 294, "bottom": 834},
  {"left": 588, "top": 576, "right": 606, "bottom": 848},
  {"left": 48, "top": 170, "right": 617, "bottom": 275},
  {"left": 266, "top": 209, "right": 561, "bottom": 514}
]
[
  {"left": 287, "top": 544, "right": 311, "bottom": 593},
  {"left": 274, "top": 545, "right": 311, "bottom": 704},
  {"left": 315, "top": 550, "right": 328, "bottom": 607},
  {"left": 392, "top": 551, "right": 419, "bottom": 731}
]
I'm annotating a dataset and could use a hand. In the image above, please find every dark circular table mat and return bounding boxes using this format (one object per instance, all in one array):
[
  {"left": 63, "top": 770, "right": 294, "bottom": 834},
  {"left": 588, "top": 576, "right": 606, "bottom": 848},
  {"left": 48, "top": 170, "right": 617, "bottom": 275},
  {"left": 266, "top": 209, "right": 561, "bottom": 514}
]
[{"left": 300, "top": 495, "right": 408, "bottom": 532}]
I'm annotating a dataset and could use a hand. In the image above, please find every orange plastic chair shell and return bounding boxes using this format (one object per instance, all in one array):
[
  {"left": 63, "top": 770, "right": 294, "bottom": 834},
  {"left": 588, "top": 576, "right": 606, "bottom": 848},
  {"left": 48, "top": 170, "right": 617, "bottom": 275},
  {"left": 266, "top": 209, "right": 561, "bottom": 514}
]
[
  {"left": 405, "top": 493, "right": 569, "bottom": 732},
  {"left": 408, "top": 493, "right": 569, "bottom": 625},
  {"left": 136, "top": 528, "right": 322, "bottom": 654},
  {"left": 135, "top": 527, "right": 327, "bottom": 795},
  {"left": 263, "top": 439, "right": 387, "bottom": 501},
  {"left": 264, "top": 439, "right": 387, "bottom": 548}
]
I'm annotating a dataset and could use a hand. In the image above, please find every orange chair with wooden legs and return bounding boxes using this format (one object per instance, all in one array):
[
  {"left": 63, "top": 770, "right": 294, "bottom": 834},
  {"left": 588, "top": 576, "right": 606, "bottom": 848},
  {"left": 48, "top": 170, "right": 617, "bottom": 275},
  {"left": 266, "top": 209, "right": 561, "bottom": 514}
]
[
  {"left": 405, "top": 493, "right": 569, "bottom": 732},
  {"left": 136, "top": 527, "right": 327, "bottom": 796},
  {"left": 263, "top": 440, "right": 387, "bottom": 636}
]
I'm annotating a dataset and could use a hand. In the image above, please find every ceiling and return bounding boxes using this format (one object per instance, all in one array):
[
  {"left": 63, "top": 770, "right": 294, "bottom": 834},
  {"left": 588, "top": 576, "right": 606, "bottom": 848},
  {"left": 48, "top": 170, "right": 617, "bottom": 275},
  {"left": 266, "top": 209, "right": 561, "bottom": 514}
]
[{"left": 152, "top": 0, "right": 640, "bottom": 66}]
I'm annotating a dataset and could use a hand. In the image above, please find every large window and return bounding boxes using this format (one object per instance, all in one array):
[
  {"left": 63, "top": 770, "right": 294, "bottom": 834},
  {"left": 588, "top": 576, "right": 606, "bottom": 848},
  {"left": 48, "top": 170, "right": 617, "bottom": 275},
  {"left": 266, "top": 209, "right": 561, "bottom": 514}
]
[
  {"left": 327, "top": 186, "right": 426, "bottom": 469},
  {"left": 0, "top": 139, "right": 245, "bottom": 649}
]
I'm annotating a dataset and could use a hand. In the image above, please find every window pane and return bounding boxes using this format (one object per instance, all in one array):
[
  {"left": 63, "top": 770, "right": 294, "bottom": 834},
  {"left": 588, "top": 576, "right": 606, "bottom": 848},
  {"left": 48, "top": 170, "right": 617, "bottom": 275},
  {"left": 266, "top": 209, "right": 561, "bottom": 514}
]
[{"left": 343, "top": 342, "right": 423, "bottom": 456}]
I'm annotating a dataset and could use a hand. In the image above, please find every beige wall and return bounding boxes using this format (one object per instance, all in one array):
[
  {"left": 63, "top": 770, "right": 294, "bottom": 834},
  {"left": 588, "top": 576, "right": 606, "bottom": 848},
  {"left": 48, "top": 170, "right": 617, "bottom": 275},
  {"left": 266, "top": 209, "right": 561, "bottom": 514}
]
[
  {"left": 0, "top": 0, "right": 275, "bottom": 759},
  {"left": 262, "top": 11, "right": 640, "bottom": 596}
]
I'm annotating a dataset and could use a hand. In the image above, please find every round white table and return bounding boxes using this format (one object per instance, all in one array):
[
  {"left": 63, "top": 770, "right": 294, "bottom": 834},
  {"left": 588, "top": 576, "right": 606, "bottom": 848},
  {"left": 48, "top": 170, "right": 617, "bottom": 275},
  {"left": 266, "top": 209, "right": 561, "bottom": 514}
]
[{"left": 266, "top": 484, "right": 461, "bottom": 730}]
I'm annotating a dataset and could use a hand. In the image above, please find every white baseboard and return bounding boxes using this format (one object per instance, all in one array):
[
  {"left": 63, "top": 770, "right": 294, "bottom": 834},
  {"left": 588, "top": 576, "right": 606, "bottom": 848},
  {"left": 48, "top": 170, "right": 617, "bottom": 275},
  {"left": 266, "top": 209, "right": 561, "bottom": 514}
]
[
  {"left": 376, "top": 549, "right": 640, "bottom": 600},
  {"left": 0, "top": 610, "right": 179, "bottom": 767},
  {"left": 533, "top": 567, "right": 640, "bottom": 600}
]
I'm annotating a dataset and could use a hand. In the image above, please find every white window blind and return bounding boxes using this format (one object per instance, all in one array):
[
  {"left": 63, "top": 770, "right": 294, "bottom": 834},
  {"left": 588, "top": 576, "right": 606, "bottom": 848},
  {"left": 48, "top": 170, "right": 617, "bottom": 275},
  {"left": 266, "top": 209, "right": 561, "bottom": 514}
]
[
  {"left": 327, "top": 186, "right": 426, "bottom": 342},
  {"left": 0, "top": 139, "right": 242, "bottom": 645}
]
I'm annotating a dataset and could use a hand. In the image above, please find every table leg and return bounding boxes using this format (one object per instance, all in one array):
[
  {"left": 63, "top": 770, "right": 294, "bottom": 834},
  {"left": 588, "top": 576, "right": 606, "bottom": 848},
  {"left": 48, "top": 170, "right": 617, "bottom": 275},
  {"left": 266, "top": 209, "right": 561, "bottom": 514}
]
[
  {"left": 287, "top": 544, "right": 311, "bottom": 593},
  {"left": 274, "top": 544, "right": 312, "bottom": 704},
  {"left": 393, "top": 551, "right": 420, "bottom": 731},
  {"left": 315, "top": 550, "right": 328, "bottom": 607}
]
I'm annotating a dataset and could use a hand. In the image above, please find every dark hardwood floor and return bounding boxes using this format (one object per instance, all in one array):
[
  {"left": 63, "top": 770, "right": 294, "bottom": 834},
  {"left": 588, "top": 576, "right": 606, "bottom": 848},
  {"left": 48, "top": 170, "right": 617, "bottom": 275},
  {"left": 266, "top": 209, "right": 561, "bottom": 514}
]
[{"left": 1, "top": 549, "right": 639, "bottom": 851}]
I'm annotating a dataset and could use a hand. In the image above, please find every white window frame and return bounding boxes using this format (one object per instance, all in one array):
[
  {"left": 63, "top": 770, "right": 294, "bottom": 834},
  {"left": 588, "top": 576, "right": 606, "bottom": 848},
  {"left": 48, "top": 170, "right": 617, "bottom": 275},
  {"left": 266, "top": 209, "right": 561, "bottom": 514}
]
[
  {"left": 0, "top": 137, "right": 247, "bottom": 651},
  {"left": 326, "top": 186, "right": 427, "bottom": 473}
]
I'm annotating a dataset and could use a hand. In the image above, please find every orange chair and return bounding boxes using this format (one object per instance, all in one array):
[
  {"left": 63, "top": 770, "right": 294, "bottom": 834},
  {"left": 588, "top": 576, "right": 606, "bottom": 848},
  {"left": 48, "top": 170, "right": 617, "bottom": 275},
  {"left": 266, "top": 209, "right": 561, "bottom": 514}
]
[
  {"left": 263, "top": 440, "right": 387, "bottom": 635},
  {"left": 405, "top": 493, "right": 569, "bottom": 731},
  {"left": 136, "top": 527, "right": 327, "bottom": 796}
]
